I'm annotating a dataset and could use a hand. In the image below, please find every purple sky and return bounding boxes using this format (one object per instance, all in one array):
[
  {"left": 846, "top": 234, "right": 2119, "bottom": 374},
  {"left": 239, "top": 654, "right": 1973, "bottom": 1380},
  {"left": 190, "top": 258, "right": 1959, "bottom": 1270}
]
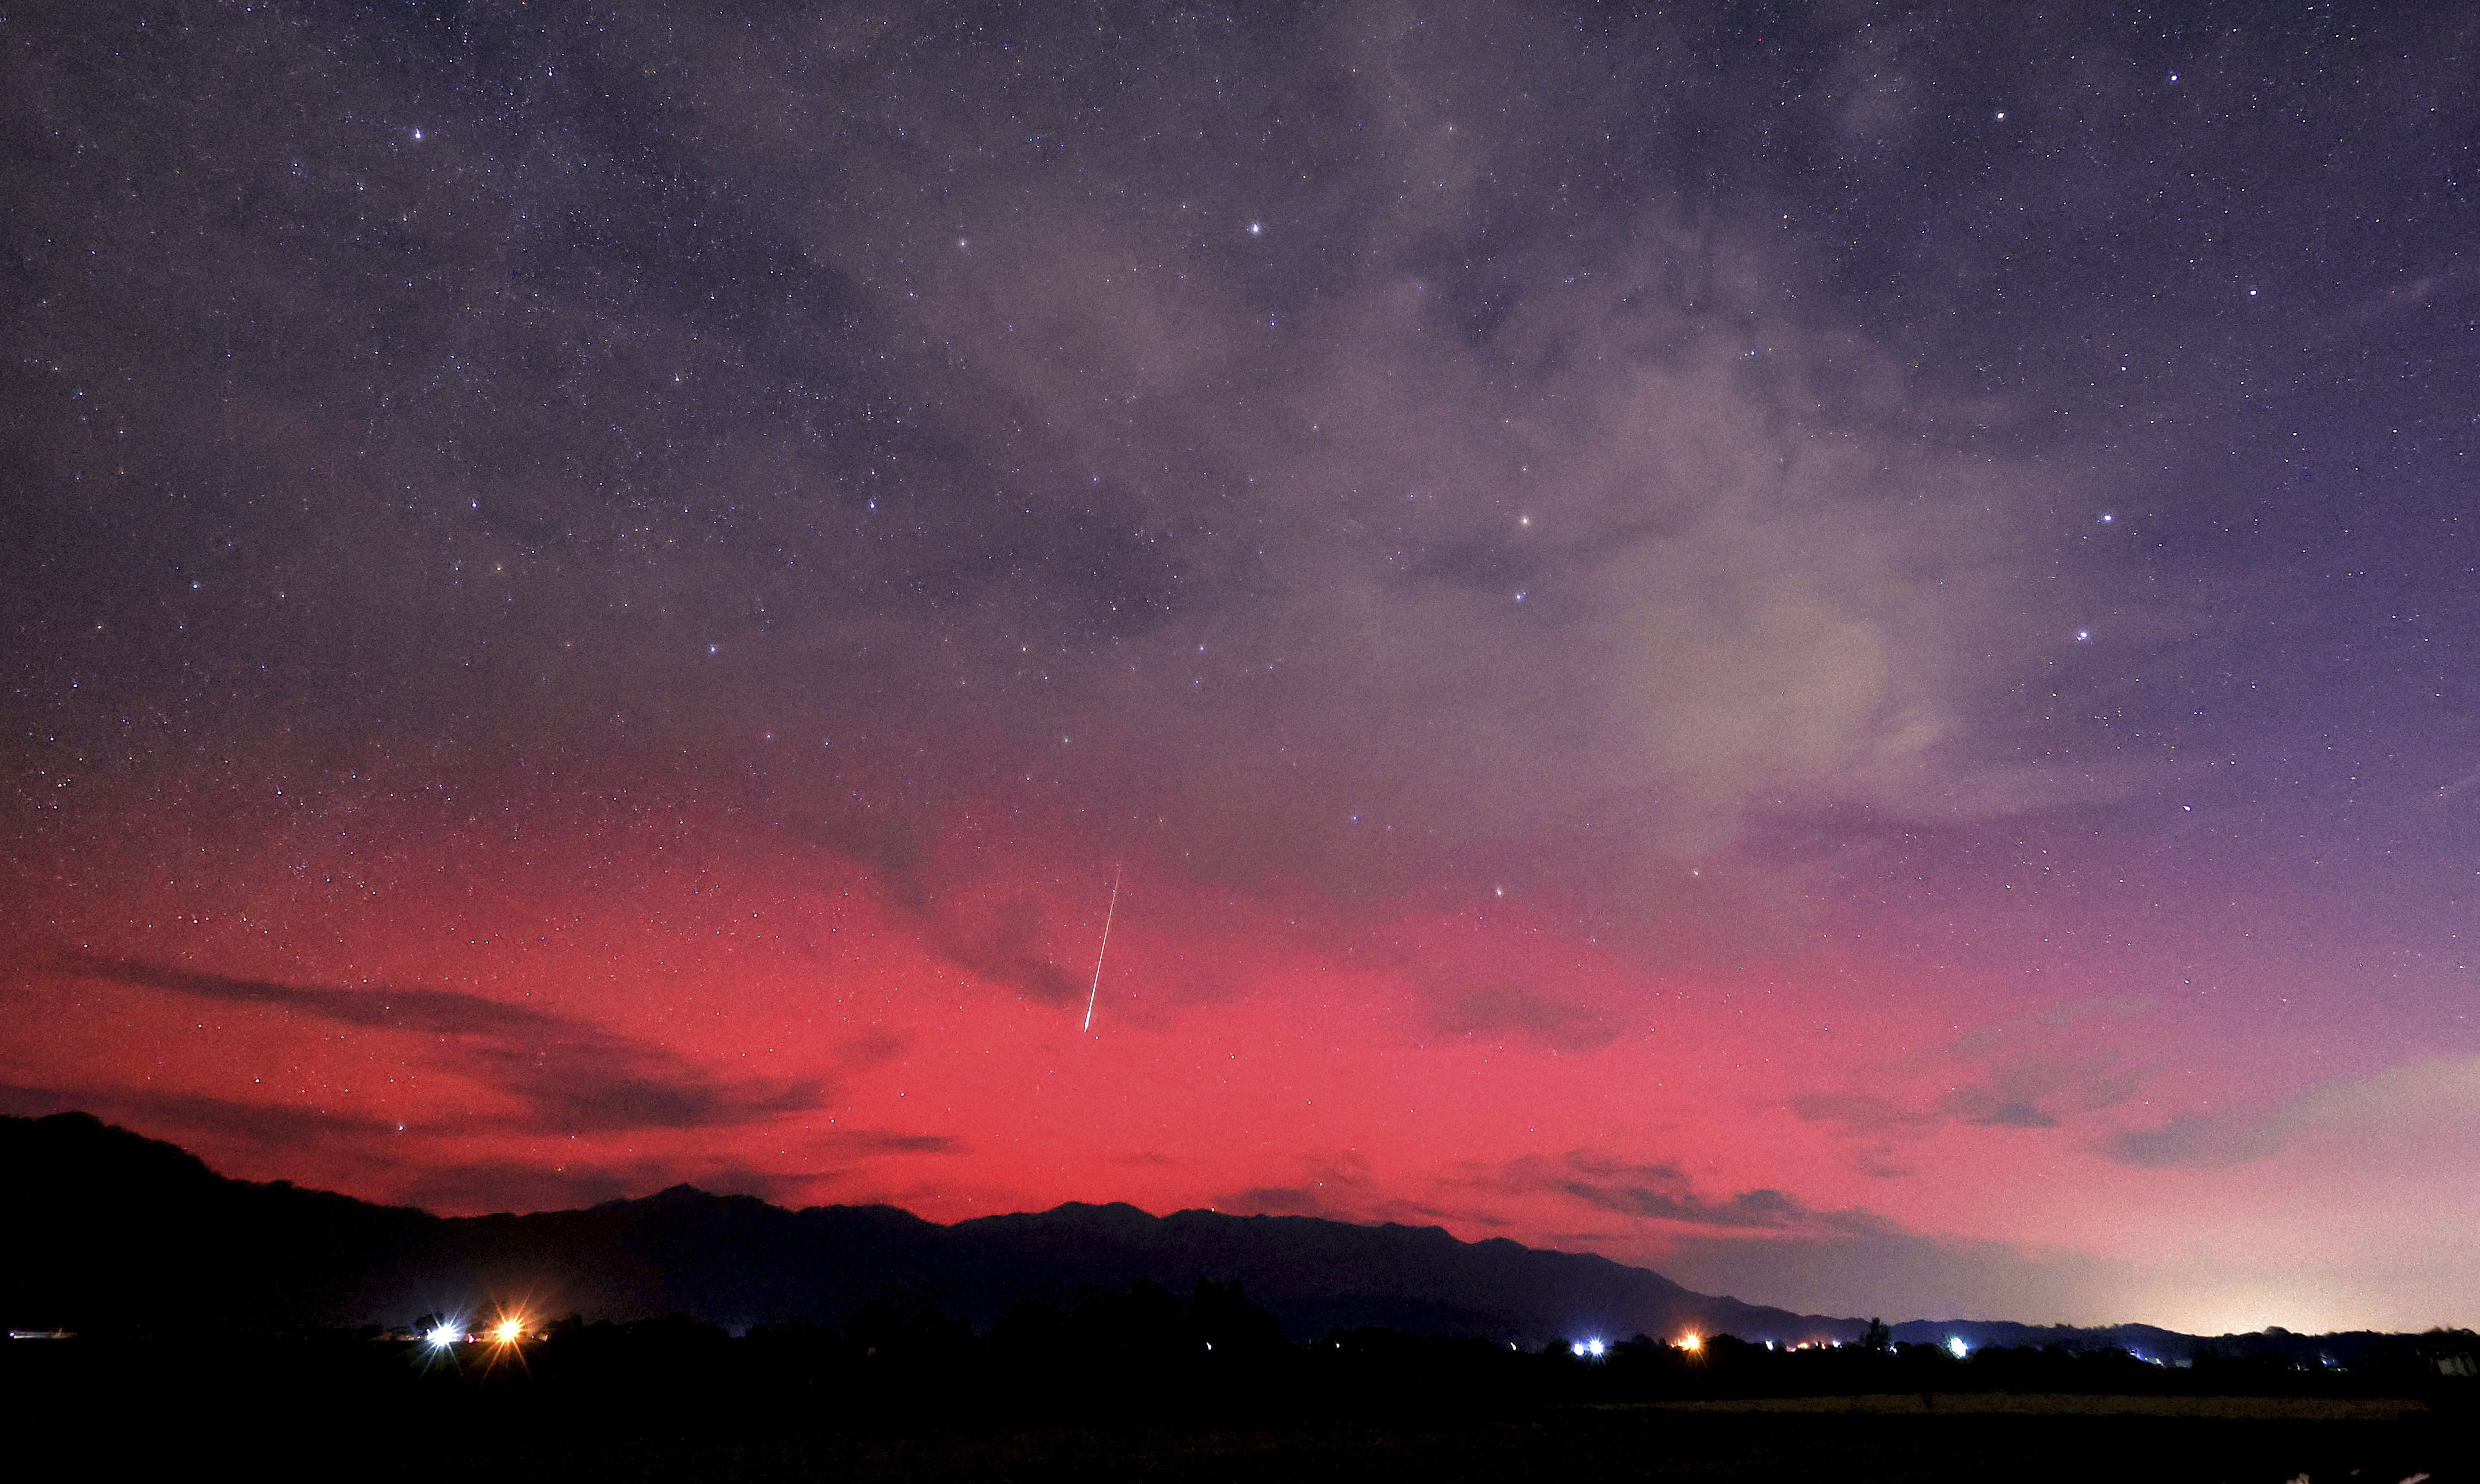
[{"left": 4, "top": 2, "right": 2476, "bottom": 1333}]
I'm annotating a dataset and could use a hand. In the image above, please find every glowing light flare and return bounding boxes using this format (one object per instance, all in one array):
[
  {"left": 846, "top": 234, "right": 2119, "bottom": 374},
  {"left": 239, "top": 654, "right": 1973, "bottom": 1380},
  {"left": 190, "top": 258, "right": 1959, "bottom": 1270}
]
[
  {"left": 1678, "top": 1333, "right": 1703, "bottom": 1353},
  {"left": 1946, "top": 1335, "right": 1970, "bottom": 1359},
  {"left": 491, "top": 1316, "right": 527, "bottom": 1345},
  {"left": 425, "top": 1323, "right": 462, "bottom": 1348},
  {"left": 1568, "top": 1337, "right": 1607, "bottom": 1358}
]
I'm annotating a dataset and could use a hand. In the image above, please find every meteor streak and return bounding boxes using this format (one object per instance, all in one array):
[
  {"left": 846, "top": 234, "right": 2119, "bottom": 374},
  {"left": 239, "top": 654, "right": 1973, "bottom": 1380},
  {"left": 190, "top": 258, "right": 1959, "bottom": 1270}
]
[{"left": 1081, "top": 868, "right": 1121, "bottom": 1033}]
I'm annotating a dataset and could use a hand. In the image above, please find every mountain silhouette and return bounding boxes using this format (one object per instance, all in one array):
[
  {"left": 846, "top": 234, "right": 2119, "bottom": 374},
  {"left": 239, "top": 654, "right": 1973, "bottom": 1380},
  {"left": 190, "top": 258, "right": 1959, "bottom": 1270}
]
[
  {"left": 1, "top": 1112, "right": 1859, "bottom": 1344},
  {"left": 14, "top": 1111, "right": 2391, "bottom": 1367}
]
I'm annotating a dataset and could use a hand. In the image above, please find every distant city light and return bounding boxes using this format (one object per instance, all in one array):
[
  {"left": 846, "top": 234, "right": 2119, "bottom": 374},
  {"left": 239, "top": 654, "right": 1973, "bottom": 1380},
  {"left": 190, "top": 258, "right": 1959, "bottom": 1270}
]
[
  {"left": 1569, "top": 1337, "right": 1606, "bottom": 1358},
  {"left": 1946, "top": 1335, "right": 1969, "bottom": 1359},
  {"left": 1679, "top": 1333, "right": 1703, "bottom": 1353}
]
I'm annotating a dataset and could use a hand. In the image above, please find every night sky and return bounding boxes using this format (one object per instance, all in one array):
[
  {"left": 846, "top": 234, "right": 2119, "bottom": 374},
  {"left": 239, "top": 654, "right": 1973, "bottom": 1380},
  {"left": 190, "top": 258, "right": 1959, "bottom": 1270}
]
[{"left": 6, "top": 1, "right": 2477, "bottom": 1335}]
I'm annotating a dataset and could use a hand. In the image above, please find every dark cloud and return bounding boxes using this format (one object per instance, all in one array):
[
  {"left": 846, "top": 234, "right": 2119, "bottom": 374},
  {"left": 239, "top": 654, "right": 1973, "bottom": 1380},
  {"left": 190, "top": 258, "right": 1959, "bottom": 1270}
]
[
  {"left": 393, "top": 1161, "right": 643, "bottom": 1217},
  {"left": 1484, "top": 1151, "right": 1866, "bottom": 1235},
  {"left": 2103, "top": 1055, "right": 2480, "bottom": 1171},
  {"left": 1223, "top": 1144, "right": 2143, "bottom": 1324},
  {"left": 0, "top": 1080, "right": 398, "bottom": 1150},
  {"left": 833, "top": 1031, "right": 910, "bottom": 1070},
  {"left": 1233, "top": 1185, "right": 1357, "bottom": 1221},
  {"left": 1431, "top": 985, "right": 1619, "bottom": 1053},
  {"left": 0, "top": 1080, "right": 775, "bottom": 1217},
  {"left": 58, "top": 956, "right": 825, "bottom": 1136},
  {"left": 2106, "top": 1113, "right": 2284, "bottom": 1170},
  {"left": 1947, "top": 1092, "right": 2058, "bottom": 1131},
  {"left": 392, "top": 1158, "right": 806, "bottom": 1217},
  {"left": 1793, "top": 1006, "right": 2151, "bottom": 1144},
  {"left": 82, "top": 957, "right": 565, "bottom": 1036},
  {"left": 814, "top": 1129, "right": 963, "bottom": 1157},
  {"left": 1224, "top": 1151, "right": 1469, "bottom": 1227},
  {"left": 1457, "top": 1145, "right": 2145, "bottom": 1323},
  {"left": 1787, "top": 1092, "right": 1936, "bottom": 1138},
  {"left": 1656, "top": 1227, "right": 2145, "bottom": 1328},
  {"left": 924, "top": 894, "right": 1083, "bottom": 1007}
]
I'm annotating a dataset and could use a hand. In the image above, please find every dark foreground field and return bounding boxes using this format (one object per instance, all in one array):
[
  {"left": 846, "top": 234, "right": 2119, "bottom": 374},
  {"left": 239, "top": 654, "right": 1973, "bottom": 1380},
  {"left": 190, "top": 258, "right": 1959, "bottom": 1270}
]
[
  {"left": 9, "top": 1335, "right": 2472, "bottom": 1483},
  {"left": 409, "top": 1407, "right": 2470, "bottom": 1484}
]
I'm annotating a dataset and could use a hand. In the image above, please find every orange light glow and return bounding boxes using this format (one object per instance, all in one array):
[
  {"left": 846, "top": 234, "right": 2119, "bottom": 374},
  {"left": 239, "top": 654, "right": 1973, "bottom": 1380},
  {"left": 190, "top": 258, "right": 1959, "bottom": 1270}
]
[
  {"left": 1679, "top": 1333, "right": 1703, "bottom": 1352},
  {"left": 491, "top": 1317, "right": 526, "bottom": 1345}
]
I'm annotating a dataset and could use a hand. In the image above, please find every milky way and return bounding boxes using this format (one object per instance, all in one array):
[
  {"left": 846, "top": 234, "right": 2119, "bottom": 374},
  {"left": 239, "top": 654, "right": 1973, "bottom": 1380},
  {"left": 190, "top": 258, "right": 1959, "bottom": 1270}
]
[{"left": 5, "top": 2, "right": 2477, "bottom": 1333}]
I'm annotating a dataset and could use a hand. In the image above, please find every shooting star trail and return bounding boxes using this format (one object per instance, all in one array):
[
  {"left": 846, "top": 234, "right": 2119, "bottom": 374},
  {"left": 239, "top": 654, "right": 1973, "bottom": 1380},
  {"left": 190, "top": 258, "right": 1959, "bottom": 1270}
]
[{"left": 1081, "top": 868, "right": 1121, "bottom": 1034}]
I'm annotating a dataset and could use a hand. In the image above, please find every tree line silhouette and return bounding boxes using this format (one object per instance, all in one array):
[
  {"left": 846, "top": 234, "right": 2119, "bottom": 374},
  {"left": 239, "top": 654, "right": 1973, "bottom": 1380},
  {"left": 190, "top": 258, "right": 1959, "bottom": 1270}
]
[
  {"left": 8, "top": 1277, "right": 2475, "bottom": 1484},
  {"left": 160, "top": 1285, "right": 2480, "bottom": 1420}
]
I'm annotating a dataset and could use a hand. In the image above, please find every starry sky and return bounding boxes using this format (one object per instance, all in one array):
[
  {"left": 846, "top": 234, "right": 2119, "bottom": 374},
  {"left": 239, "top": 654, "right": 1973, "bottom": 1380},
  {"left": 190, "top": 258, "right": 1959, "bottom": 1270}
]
[{"left": 5, "top": 1, "right": 2477, "bottom": 1335}]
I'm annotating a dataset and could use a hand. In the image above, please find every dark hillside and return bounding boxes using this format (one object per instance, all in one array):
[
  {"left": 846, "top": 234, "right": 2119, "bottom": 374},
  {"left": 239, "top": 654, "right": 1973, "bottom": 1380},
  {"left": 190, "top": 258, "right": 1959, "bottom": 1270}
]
[{"left": 1, "top": 1112, "right": 1844, "bottom": 1343}]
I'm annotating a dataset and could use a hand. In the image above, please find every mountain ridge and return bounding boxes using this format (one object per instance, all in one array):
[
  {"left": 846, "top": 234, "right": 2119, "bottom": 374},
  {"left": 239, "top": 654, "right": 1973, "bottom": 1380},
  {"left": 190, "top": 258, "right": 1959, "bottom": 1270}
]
[{"left": 0, "top": 1111, "right": 2402, "bottom": 1364}]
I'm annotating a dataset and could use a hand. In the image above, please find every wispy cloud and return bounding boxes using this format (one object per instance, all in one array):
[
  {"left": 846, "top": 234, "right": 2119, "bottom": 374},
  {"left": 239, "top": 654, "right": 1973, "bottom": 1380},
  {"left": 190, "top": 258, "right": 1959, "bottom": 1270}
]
[
  {"left": 54, "top": 955, "right": 827, "bottom": 1136},
  {"left": 1431, "top": 984, "right": 1619, "bottom": 1052},
  {"left": 2107, "top": 1054, "right": 2480, "bottom": 1169},
  {"left": 0, "top": 1080, "right": 397, "bottom": 1149},
  {"left": 1792, "top": 1000, "right": 2154, "bottom": 1148},
  {"left": 834, "top": 1030, "right": 911, "bottom": 1069},
  {"left": 390, "top": 1156, "right": 807, "bottom": 1215},
  {"left": 1654, "top": 1225, "right": 2145, "bottom": 1328},
  {"left": 815, "top": 1128, "right": 963, "bottom": 1156},
  {"left": 1223, "top": 1149, "right": 1472, "bottom": 1227},
  {"left": 1478, "top": 1150, "right": 1878, "bottom": 1236},
  {"left": 922, "top": 893, "right": 1082, "bottom": 1006}
]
